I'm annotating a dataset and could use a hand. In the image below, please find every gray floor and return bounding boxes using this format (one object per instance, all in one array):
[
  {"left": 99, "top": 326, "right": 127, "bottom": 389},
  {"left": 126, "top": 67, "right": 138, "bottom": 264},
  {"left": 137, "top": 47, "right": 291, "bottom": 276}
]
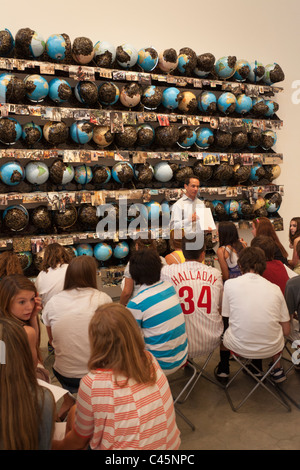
[{"left": 41, "top": 322, "right": 300, "bottom": 451}]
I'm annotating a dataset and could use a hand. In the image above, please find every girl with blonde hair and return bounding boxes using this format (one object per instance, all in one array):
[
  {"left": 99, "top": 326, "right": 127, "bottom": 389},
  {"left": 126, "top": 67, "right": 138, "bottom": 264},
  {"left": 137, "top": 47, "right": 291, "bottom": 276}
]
[{"left": 53, "top": 303, "right": 180, "bottom": 450}]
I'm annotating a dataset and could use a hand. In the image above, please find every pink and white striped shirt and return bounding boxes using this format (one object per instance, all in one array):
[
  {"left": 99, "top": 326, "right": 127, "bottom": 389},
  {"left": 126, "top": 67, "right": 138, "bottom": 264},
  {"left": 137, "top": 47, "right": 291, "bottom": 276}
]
[
  {"left": 74, "top": 353, "right": 181, "bottom": 450},
  {"left": 161, "top": 261, "right": 224, "bottom": 358}
]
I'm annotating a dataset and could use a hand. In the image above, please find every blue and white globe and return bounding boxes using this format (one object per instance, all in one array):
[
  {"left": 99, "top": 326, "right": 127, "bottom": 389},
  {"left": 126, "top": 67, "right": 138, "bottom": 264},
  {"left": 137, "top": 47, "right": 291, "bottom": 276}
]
[
  {"left": 25, "top": 162, "right": 49, "bottom": 185},
  {"left": 145, "top": 201, "right": 161, "bottom": 220},
  {"left": 3, "top": 205, "right": 29, "bottom": 231},
  {"left": 214, "top": 56, "right": 236, "bottom": 79},
  {"left": 195, "top": 127, "right": 214, "bottom": 149},
  {"left": 94, "top": 40, "right": 116, "bottom": 67},
  {"left": 235, "top": 94, "right": 253, "bottom": 114},
  {"left": 113, "top": 241, "right": 130, "bottom": 259},
  {"left": 212, "top": 200, "right": 226, "bottom": 218},
  {"left": 233, "top": 59, "right": 250, "bottom": 82},
  {"left": 177, "top": 126, "right": 197, "bottom": 149},
  {"left": 98, "top": 82, "right": 120, "bottom": 106},
  {"left": 264, "top": 100, "right": 278, "bottom": 117},
  {"left": 138, "top": 47, "right": 159, "bottom": 72},
  {"left": 250, "top": 163, "right": 264, "bottom": 182},
  {"left": 116, "top": 43, "right": 138, "bottom": 69},
  {"left": 197, "top": 91, "right": 217, "bottom": 113},
  {"left": 217, "top": 92, "right": 237, "bottom": 114},
  {"left": 76, "top": 243, "right": 94, "bottom": 257},
  {"left": 74, "top": 165, "right": 93, "bottom": 185},
  {"left": 60, "top": 164, "right": 75, "bottom": 185},
  {"left": 46, "top": 34, "right": 68, "bottom": 61},
  {"left": 48, "top": 78, "right": 72, "bottom": 103},
  {"left": 22, "top": 122, "right": 43, "bottom": 145},
  {"left": 224, "top": 199, "right": 239, "bottom": 216},
  {"left": 248, "top": 61, "right": 265, "bottom": 83},
  {"left": 0, "top": 161, "right": 24, "bottom": 186},
  {"left": 162, "top": 87, "right": 180, "bottom": 110},
  {"left": 17, "top": 251, "right": 33, "bottom": 270},
  {"left": 261, "top": 130, "right": 277, "bottom": 150},
  {"left": 141, "top": 85, "right": 163, "bottom": 110},
  {"left": 70, "top": 120, "right": 93, "bottom": 144},
  {"left": 154, "top": 161, "right": 173, "bottom": 182},
  {"left": 29, "top": 31, "right": 45, "bottom": 58},
  {"left": 0, "top": 117, "right": 22, "bottom": 144},
  {"left": 94, "top": 242, "right": 113, "bottom": 261},
  {"left": 24, "top": 74, "right": 49, "bottom": 102},
  {"left": 265, "top": 192, "right": 282, "bottom": 213},
  {"left": 112, "top": 162, "right": 134, "bottom": 183},
  {"left": 263, "top": 63, "right": 284, "bottom": 85}
]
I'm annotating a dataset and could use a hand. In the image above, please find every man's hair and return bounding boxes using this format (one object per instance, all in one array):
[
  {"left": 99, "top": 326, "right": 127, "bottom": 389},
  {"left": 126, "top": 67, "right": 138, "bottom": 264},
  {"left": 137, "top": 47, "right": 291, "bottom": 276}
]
[
  {"left": 184, "top": 175, "right": 200, "bottom": 186},
  {"left": 129, "top": 249, "right": 162, "bottom": 285},
  {"left": 182, "top": 235, "right": 205, "bottom": 260},
  {"left": 250, "top": 235, "right": 276, "bottom": 261},
  {"left": 237, "top": 246, "right": 266, "bottom": 275}
]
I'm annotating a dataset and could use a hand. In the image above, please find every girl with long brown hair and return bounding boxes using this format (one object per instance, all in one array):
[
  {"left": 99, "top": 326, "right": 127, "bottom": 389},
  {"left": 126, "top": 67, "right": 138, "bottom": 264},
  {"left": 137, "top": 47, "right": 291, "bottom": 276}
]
[
  {"left": 288, "top": 217, "right": 300, "bottom": 268},
  {"left": 52, "top": 303, "right": 180, "bottom": 450},
  {"left": 0, "top": 317, "right": 55, "bottom": 449},
  {"left": 42, "top": 255, "right": 112, "bottom": 393},
  {"left": 251, "top": 216, "right": 288, "bottom": 265}
]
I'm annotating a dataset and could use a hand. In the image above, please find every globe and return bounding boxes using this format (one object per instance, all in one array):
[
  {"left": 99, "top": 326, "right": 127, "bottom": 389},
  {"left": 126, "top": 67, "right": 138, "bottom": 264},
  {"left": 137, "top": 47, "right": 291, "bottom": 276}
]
[
  {"left": 238, "top": 200, "right": 254, "bottom": 219},
  {"left": 15, "top": 28, "right": 45, "bottom": 58},
  {"left": 49, "top": 160, "right": 74, "bottom": 185},
  {"left": 212, "top": 200, "right": 227, "bottom": 220},
  {"left": 155, "top": 125, "right": 179, "bottom": 148},
  {"left": 112, "top": 162, "right": 134, "bottom": 183},
  {"left": 224, "top": 199, "right": 239, "bottom": 217},
  {"left": 177, "top": 91, "right": 197, "bottom": 113},
  {"left": 94, "top": 242, "right": 113, "bottom": 261},
  {"left": 43, "top": 121, "right": 69, "bottom": 145},
  {"left": 138, "top": 47, "right": 159, "bottom": 72},
  {"left": 120, "top": 83, "right": 142, "bottom": 108},
  {"left": 116, "top": 43, "right": 138, "bottom": 69},
  {"left": 264, "top": 164, "right": 281, "bottom": 182},
  {"left": 25, "top": 161, "right": 49, "bottom": 185},
  {"left": 134, "top": 163, "right": 154, "bottom": 184},
  {"left": 194, "top": 53, "right": 215, "bottom": 77},
  {"left": 162, "top": 87, "right": 180, "bottom": 110},
  {"left": 3, "top": 205, "right": 29, "bottom": 231},
  {"left": 197, "top": 91, "right": 217, "bottom": 114},
  {"left": 72, "top": 37, "right": 94, "bottom": 64},
  {"left": 193, "top": 161, "right": 213, "bottom": 182},
  {"left": 92, "top": 165, "right": 111, "bottom": 184},
  {"left": 70, "top": 120, "right": 93, "bottom": 144},
  {"left": 248, "top": 61, "right": 265, "bottom": 83},
  {"left": 141, "top": 85, "right": 163, "bottom": 110},
  {"left": 31, "top": 206, "right": 52, "bottom": 230},
  {"left": 250, "top": 163, "right": 265, "bottom": 182},
  {"left": 17, "top": 251, "right": 33, "bottom": 270},
  {"left": 136, "top": 124, "right": 155, "bottom": 148},
  {"left": 232, "top": 131, "right": 248, "bottom": 149},
  {"left": 177, "top": 126, "right": 197, "bottom": 149},
  {"left": 252, "top": 97, "right": 268, "bottom": 116},
  {"left": 74, "top": 164, "right": 93, "bottom": 185},
  {"left": 174, "top": 165, "right": 194, "bottom": 183},
  {"left": 248, "top": 127, "right": 262, "bottom": 149},
  {"left": 65, "top": 246, "right": 78, "bottom": 258},
  {"left": 115, "top": 126, "right": 137, "bottom": 148},
  {"left": 113, "top": 241, "right": 130, "bottom": 259},
  {"left": 154, "top": 161, "right": 173, "bottom": 182},
  {"left": 93, "top": 126, "right": 114, "bottom": 147},
  {"left": 29, "top": 31, "right": 45, "bottom": 58},
  {"left": 264, "top": 100, "right": 279, "bottom": 117},
  {"left": 214, "top": 163, "right": 234, "bottom": 183},
  {"left": 217, "top": 92, "right": 237, "bottom": 114},
  {"left": 46, "top": 34, "right": 68, "bottom": 61},
  {"left": 0, "top": 29, "right": 14, "bottom": 57},
  {"left": 233, "top": 163, "right": 251, "bottom": 183},
  {"left": 253, "top": 197, "right": 267, "bottom": 217},
  {"left": 0, "top": 73, "right": 26, "bottom": 102},
  {"left": 0, "top": 161, "right": 24, "bottom": 186},
  {"left": 74, "top": 81, "right": 98, "bottom": 106},
  {"left": 54, "top": 206, "right": 77, "bottom": 229},
  {"left": 93, "top": 40, "right": 116, "bottom": 67},
  {"left": 161, "top": 200, "right": 171, "bottom": 219},
  {"left": 263, "top": 63, "right": 285, "bottom": 85},
  {"left": 48, "top": 78, "right": 72, "bottom": 103},
  {"left": 22, "top": 122, "right": 43, "bottom": 147},
  {"left": 214, "top": 56, "right": 237, "bottom": 79},
  {"left": 78, "top": 205, "right": 99, "bottom": 230},
  {"left": 177, "top": 48, "right": 197, "bottom": 75},
  {"left": 233, "top": 59, "right": 250, "bottom": 81},
  {"left": 235, "top": 94, "right": 253, "bottom": 114},
  {"left": 265, "top": 192, "right": 282, "bottom": 213},
  {"left": 145, "top": 201, "right": 161, "bottom": 220},
  {"left": 261, "top": 130, "right": 277, "bottom": 150},
  {"left": 158, "top": 48, "right": 178, "bottom": 73},
  {"left": 127, "top": 202, "right": 148, "bottom": 222},
  {"left": 98, "top": 82, "right": 120, "bottom": 106},
  {"left": 195, "top": 127, "right": 214, "bottom": 149},
  {"left": 24, "top": 74, "right": 49, "bottom": 102},
  {"left": 0, "top": 117, "right": 22, "bottom": 144},
  {"left": 76, "top": 243, "right": 94, "bottom": 257}
]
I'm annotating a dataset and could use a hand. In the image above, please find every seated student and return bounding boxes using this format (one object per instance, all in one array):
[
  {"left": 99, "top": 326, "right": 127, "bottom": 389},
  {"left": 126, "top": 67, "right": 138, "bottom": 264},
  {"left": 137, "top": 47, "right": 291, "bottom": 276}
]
[
  {"left": 251, "top": 235, "right": 297, "bottom": 295},
  {"left": 35, "top": 243, "right": 71, "bottom": 308},
  {"left": 42, "top": 256, "right": 112, "bottom": 393},
  {"left": 0, "top": 317, "right": 55, "bottom": 450},
  {"left": 285, "top": 274, "right": 300, "bottom": 341},
  {"left": 127, "top": 249, "right": 188, "bottom": 376},
  {"left": 216, "top": 221, "right": 246, "bottom": 281},
  {"left": 52, "top": 303, "right": 181, "bottom": 450},
  {"left": 165, "top": 229, "right": 185, "bottom": 265},
  {"left": 251, "top": 217, "right": 289, "bottom": 266},
  {"left": 222, "top": 246, "right": 290, "bottom": 383}
]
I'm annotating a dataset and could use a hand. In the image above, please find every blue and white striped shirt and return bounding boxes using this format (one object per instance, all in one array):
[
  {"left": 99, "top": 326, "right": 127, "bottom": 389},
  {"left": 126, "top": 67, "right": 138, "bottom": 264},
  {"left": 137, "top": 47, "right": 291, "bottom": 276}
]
[{"left": 127, "top": 281, "right": 188, "bottom": 376}]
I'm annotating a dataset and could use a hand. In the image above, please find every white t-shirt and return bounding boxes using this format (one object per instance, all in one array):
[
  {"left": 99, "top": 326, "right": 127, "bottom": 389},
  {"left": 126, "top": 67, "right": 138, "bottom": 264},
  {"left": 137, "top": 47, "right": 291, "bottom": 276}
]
[
  {"left": 35, "top": 264, "right": 69, "bottom": 307},
  {"left": 161, "top": 261, "right": 224, "bottom": 357},
  {"left": 222, "top": 273, "right": 290, "bottom": 359},
  {"left": 42, "top": 288, "right": 112, "bottom": 378},
  {"left": 170, "top": 194, "right": 206, "bottom": 234}
]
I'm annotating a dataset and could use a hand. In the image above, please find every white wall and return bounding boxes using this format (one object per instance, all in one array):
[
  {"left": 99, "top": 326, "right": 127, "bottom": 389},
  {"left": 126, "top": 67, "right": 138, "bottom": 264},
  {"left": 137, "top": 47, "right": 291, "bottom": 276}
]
[{"left": 2, "top": 0, "right": 299, "bottom": 254}]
